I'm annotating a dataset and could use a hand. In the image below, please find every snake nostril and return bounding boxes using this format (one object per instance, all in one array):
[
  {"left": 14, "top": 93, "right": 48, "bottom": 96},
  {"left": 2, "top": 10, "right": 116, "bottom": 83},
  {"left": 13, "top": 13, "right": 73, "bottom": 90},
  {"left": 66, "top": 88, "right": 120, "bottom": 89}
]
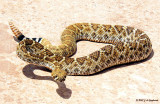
[{"left": 53, "top": 75, "right": 57, "bottom": 79}]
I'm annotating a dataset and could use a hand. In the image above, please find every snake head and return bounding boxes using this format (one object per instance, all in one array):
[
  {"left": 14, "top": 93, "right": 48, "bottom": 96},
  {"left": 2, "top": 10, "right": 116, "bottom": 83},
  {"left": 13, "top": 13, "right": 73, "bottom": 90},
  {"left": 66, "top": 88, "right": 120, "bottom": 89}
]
[{"left": 51, "top": 67, "right": 67, "bottom": 82}]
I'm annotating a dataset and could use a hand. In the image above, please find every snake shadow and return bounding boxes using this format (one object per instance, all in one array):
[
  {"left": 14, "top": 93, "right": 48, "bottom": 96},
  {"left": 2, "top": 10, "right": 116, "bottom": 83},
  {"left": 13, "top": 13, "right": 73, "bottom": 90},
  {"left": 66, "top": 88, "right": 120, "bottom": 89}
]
[
  {"left": 22, "top": 64, "right": 72, "bottom": 99},
  {"left": 22, "top": 49, "right": 154, "bottom": 99}
]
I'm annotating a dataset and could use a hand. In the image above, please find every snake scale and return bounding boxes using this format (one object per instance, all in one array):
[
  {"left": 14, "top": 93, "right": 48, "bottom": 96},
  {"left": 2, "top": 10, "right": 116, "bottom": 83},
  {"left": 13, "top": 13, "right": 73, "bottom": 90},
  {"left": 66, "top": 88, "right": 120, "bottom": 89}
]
[{"left": 9, "top": 22, "right": 152, "bottom": 82}]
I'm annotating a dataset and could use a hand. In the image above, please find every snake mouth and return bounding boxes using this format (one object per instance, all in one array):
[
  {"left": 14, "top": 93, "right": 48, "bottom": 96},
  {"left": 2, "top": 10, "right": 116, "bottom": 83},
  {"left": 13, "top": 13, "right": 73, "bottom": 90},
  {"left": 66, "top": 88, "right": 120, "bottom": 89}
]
[{"left": 52, "top": 74, "right": 66, "bottom": 82}]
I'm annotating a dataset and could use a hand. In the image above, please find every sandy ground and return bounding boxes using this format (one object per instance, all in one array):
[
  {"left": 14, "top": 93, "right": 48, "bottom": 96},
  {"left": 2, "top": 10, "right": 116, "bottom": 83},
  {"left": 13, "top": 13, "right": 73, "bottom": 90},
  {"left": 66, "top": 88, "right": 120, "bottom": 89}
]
[{"left": 0, "top": 0, "right": 160, "bottom": 104}]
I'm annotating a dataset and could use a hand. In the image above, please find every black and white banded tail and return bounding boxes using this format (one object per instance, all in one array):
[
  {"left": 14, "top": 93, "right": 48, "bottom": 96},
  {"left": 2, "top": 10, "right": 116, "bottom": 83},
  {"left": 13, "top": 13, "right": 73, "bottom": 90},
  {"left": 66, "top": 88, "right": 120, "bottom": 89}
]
[
  {"left": 26, "top": 37, "right": 42, "bottom": 43},
  {"left": 9, "top": 22, "right": 42, "bottom": 43}
]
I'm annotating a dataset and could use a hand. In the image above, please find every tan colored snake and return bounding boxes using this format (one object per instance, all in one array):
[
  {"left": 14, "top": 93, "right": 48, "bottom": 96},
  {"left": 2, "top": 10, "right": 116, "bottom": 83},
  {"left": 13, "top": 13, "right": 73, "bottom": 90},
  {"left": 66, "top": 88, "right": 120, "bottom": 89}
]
[{"left": 9, "top": 22, "right": 152, "bottom": 82}]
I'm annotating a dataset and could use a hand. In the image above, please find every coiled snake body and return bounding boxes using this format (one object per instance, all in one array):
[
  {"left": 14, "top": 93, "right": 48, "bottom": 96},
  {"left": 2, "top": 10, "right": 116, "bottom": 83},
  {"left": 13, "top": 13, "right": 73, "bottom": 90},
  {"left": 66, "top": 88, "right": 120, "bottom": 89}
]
[{"left": 9, "top": 22, "right": 152, "bottom": 82}]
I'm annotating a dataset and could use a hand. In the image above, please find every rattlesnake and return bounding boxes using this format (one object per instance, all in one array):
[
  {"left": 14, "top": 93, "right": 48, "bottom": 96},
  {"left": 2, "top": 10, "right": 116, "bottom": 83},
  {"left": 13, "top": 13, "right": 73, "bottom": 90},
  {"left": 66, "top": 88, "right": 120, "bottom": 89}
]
[{"left": 9, "top": 22, "right": 152, "bottom": 82}]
